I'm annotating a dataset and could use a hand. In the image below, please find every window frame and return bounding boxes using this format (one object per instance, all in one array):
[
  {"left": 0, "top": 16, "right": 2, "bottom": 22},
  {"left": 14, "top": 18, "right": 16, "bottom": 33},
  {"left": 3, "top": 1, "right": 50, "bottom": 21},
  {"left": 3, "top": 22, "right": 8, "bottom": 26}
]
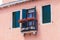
[
  {"left": 40, "top": 4, "right": 52, "bottom": 25},
  {"left": 12, "top": 10, "right": 20, "bottom": 28}
]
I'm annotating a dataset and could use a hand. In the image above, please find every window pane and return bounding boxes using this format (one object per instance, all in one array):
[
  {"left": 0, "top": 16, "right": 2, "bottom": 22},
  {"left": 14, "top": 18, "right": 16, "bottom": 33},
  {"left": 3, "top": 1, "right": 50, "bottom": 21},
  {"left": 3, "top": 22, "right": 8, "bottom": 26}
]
[
  {"left": 27, "top": 8, "right": 36, "bottom": 18},
  {"left": 28, "top": 21, "right": 33, "bottom": 27},
  {"left": 28, "top": 13, "right": 33, "bottom": 18}
]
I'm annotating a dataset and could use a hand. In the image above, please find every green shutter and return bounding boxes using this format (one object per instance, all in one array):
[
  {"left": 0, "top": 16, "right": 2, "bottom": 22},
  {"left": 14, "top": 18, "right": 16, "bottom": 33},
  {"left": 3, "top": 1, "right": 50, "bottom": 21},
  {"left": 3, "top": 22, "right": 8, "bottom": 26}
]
[
  {"left": 22, "top": 9, "right": 27, "bottom": 19},
  {"left": 42, "top": 5, "right": 51, "bottom": 23},
  {"left": 12, "top": 11, "right": 20, "bottom": 28},
  {"left": 22, "top": 9, "right": 27, "bottom": 28}
]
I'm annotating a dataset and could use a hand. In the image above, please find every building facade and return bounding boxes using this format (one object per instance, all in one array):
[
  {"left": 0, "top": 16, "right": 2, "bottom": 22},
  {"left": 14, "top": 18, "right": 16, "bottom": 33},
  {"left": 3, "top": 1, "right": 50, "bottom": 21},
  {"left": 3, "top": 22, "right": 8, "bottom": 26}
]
[{"left": 0, "top": 0, "right": 60, "bottom": 40}]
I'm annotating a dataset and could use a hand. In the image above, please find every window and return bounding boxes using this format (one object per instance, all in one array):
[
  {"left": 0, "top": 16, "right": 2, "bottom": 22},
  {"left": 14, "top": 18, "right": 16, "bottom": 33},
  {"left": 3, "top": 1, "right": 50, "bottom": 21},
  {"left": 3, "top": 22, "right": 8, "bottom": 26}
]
[
  {"left": 21, "top": 7, "right": 37, "bottom": 32},
  {"left": 22, "top": 8, "right": 36, "bottom": 28},
  {"left": 42, "top": 5, "right": 51, "bottom": 24},
  {"left": 27, "top": 8, "right": 36, "bottom": 27},
  {"left": 12, "top": 11, "right": 20, "bottom": 28}
]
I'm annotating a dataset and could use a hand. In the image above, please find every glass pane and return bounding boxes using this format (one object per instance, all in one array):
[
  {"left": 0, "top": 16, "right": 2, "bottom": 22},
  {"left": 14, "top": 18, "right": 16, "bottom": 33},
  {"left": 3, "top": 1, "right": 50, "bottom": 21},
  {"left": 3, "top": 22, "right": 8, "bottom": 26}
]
[
  {"left": 28, "top": 13, "right": 33, "bottom": 18},
  {"left": 28, "top": 21, "right": 33, "bottom": 27}
]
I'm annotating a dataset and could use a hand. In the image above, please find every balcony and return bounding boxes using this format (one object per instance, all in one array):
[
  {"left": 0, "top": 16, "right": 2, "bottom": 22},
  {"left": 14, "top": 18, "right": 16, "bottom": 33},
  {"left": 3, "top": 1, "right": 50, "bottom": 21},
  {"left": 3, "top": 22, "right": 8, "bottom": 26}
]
[
  {"left": 21, "top": 26, "right": 37, "bottom": 32},
  {"left": 18, "top": 18, "right": 37, "bottom": 35},
  {"left": 18, "top": 7, "right": 37, "bottom": 36}
]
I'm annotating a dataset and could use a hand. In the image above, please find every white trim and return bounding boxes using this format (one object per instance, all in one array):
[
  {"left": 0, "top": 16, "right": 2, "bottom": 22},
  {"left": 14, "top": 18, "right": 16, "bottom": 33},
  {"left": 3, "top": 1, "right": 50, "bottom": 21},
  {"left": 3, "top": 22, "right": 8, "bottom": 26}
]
[
  {"left": 23, "top": 31, "right": 37, "bottom": 33},
  {"left": 20, "top": 10, "right": 22, "bottom": 28},
  {"left": 0, "top": 0, "right": 30, "bottom": 8},
  {"left": 40, "top": 4, "right": 52, "bottom": 25}
]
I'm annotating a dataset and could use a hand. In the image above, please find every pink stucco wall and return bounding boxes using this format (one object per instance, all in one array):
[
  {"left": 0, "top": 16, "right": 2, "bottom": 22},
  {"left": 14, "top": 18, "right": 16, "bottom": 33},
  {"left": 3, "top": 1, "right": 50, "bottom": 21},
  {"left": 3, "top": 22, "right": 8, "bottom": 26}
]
[
  {"left": 0, "top": 0, "right": 60, "bottom": 40},
  {"left": 3, "top": 0, "right": 16, "bottom": 3}
]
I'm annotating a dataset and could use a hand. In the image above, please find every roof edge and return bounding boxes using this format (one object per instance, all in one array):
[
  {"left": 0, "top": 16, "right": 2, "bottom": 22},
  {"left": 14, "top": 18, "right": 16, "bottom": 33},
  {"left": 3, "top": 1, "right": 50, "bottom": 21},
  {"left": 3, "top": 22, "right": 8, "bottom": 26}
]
[{"left": 0, "top": 0, "right": 30, "bottom": 8}]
